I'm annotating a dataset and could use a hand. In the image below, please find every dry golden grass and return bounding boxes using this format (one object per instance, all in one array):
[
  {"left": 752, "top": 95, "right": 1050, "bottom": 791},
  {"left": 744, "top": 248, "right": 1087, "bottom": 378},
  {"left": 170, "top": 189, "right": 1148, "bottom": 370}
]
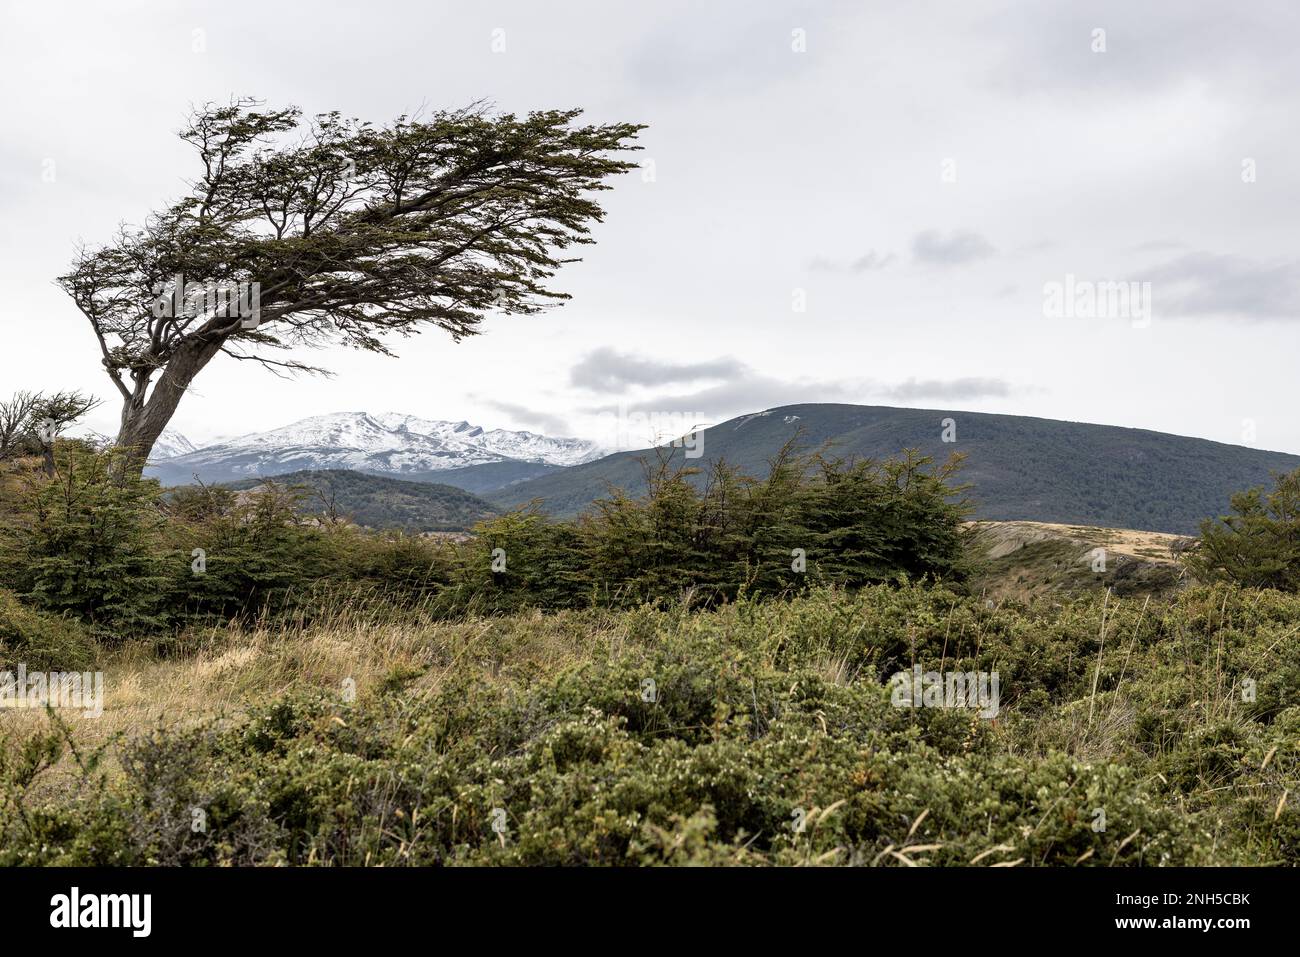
[
  {"left": 965, "top": 520, "right": 1191, "bottom": 602},
  {"left": 1, "top": 602, "right": 636, "bottom": 791},
  {"left": 969, "top": 520, "right": 1186, "bottom": 564}
]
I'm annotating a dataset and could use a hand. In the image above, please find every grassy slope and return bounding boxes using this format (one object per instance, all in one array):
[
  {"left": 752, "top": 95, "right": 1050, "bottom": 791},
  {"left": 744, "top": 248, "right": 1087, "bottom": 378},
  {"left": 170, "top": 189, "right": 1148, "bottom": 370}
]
[{"left": 486, "top": 403, "right": 1300, "bottom": 534}]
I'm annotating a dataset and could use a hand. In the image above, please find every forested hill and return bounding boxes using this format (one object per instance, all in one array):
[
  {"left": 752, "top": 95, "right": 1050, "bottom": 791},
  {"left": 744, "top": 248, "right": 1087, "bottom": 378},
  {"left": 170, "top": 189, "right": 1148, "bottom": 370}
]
[
  {"left": 485, "top": 403, "right": 1300, "bottom": 534},
  {"left": 225, "top": 469, "right": 497, "bottom": 532}
]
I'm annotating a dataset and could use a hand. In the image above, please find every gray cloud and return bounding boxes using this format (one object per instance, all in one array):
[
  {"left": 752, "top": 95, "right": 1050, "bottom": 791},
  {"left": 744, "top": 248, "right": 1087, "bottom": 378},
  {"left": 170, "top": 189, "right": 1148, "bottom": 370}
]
[
  {"left": 883, "top": 377, "right": 1013, "bottom": 401},
  {"left": 621, "top": 374, "right": 862, "bottom": 421},
  {"left": 1015, "top": 240, "right": 1057, "bottom": 254},
  {"left": 576, "top": 351, "right": 1014, "bottom": 425},
  {"left": 570, "top": 347, "right": 747, "bottom": 391},
  {"left": 1132, "top": 239, "right": 1187, "bottom": 253},
  {"left": 474, "top": 397, "right": 574, "bottom": 437},
  {"left": 912, "top": 229, "right": 996, "bottom": 266},
  {"left": 1145, "top": 252, "right": 1300, "bottom": 321},
  {"left": 809, "top": 250, "right": 896, "bottom": 273}
]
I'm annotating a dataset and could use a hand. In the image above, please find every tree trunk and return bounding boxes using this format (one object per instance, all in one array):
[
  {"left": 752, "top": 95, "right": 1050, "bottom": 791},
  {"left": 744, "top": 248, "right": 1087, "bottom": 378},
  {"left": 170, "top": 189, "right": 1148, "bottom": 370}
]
[{"left": 116, "top": 337, "right": 225, "bottom": 472}]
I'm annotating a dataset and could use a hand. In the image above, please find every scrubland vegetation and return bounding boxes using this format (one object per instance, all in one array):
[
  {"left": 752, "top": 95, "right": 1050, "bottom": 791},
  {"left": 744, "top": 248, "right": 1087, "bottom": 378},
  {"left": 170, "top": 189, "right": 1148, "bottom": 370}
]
[{"left": 0, "top": 439, "right": 1297, "bottom": 866}]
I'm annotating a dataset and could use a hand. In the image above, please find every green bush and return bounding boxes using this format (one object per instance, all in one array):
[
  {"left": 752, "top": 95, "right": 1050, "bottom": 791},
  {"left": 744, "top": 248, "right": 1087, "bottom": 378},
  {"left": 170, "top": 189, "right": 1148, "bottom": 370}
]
[
  {"left": 0, "top": 445, "right": 974, "bottom": 638},
  {"left": 159, "top": 480, "right": 333, "bottom": 624},
  {"left": 6, "top": 583, "right": 1296, "bottom": 867},
  {"left": 0, "top": 588, "right": 97, "bottom": 671},
  {"left": 464, "top": 448, "right": 974, "bottom": 612},
  {"left": 0, "top": 444, "right": 167, "bottom": 637},
  {"left": 1185, "top": 467, "right": 1300, "bottom": 590}
]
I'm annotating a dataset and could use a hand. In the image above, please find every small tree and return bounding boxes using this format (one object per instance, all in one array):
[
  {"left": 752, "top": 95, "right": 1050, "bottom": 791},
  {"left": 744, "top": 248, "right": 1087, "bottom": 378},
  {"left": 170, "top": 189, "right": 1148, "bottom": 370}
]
[
  {"left": 0, "top": 392, "right": 41, "bottom": 460},
  {"left": 59, "top": 99, "right": 643, "bottom": 467},
  {"left": 162, "top": 480, "right": 330, "bottom": 622},
  {"left": 0, "top": 445, "right": 168, "bottom": 635},
  {"left": 1184, "top": 469, "right": 1300, "bottom": 591},
  {"left": 0, "top": 391, "right": 98, "bottom": 473}
]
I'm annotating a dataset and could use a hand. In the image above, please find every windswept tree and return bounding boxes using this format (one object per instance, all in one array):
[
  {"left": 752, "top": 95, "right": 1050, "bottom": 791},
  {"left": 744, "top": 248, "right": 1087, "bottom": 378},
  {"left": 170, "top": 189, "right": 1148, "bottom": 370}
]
[{"left": 59, "top": 98, "right": 643, "bottom": 467}]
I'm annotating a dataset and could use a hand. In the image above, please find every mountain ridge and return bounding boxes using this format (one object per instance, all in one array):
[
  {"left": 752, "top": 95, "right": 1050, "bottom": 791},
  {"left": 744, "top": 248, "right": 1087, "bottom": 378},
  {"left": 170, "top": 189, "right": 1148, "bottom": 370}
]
[
  {"left": 221, "top": 468, "right": 498, "bottom": 532},
  {"left": 483, "top": 403, "right": 1300, "bottom": 534},
  {"left": 143, "top": 403, "right": 1300, "bottom": 534}
]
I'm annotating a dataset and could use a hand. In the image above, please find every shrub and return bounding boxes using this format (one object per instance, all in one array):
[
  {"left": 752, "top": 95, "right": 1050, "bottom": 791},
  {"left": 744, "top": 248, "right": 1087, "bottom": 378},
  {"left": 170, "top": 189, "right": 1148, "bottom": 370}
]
[
  {"left": 0, "top": 444, "right": 167, "bottom": 637},
  {"left": 11, "top": 583, "right": 1298, "bottom": 867},
  {"left": 466, "top": 448, "right": 973, "bottom": 612},
  {"left": 159, "top": 479, "right": 333, "bottom": 623},
  {"left": 0, "top": 588, "right": 97, "bottom": 671},
  {"left": 1185, "top": 468, "right": 1300, "bottom": 590}
]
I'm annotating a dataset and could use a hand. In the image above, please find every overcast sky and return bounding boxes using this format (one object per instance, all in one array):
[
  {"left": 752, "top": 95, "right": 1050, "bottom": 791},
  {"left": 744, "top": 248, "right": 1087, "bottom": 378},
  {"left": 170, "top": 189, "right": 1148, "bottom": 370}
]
[{"left": 2, "top": 0, "right": 1298, "bottom": 452}]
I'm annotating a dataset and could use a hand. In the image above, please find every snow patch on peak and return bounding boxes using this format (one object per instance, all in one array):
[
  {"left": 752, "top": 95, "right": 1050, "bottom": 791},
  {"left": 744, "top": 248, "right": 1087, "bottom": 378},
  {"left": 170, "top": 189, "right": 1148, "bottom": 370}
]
[
  {"left": 148, "top": 430, "right": 198, "bottom": 459},
  {"left": 153, "top": 411, "right": 609, "bottom": 477}
]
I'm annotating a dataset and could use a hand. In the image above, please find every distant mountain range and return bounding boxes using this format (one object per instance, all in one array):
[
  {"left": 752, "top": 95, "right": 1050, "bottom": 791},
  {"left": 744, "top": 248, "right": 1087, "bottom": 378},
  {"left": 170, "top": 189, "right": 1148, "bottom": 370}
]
[
  {"left": 145, "top": 412, "right": 605, "bottom": 487},
  {"left": 148, "top": 404, "right": 1300, "bottom": 534}
]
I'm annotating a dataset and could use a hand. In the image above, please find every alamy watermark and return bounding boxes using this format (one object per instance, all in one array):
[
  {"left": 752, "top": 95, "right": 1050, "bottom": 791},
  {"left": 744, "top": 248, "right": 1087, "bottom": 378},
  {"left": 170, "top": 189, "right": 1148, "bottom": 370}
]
[
  {"left": 890, "top": 666, "right": 1000, "bottom": 719},
  {"left": 593, "top": 402, "right": 706, "bottom": 458},
  {"left": 0, "top": 664, "right": 104, "bottom": 718},
  {"left": 151, "top": 272, "right": 262, "bottom": 328},
  {"left": 1043, "top": 274, "right": 1151, "bottom": 328},
  {"left": 49, "top": 887, "right": 150, "bottom": 937}
]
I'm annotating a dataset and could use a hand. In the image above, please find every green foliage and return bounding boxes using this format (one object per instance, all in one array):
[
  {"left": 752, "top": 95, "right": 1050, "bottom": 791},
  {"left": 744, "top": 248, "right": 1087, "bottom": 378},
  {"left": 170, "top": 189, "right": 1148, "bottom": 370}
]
[
  {"left": 0, "top": 444, "right": 167, "bottom": 637},
  {"left": 330, "top": 529, "right": 458, "bottom": 606},
  {"left": 0, "top": 588, "right": 97, "bottom": 671},
  {"left": 159, "top": 480, "right": 333, "bottom": 623},
  {"left": 0, "top": 450, "right": 339, "bottom": 634},
  {"left": 460, "top": 507, "right": 593, "bottom": 610},
  {"left": 1185, "top": 468, "right": 1300, "bottom": 590},
  {"left": 4, "top": 583, "right": 1295, "bottom": 867},
  {"left": 2, "top": 441, "right": 1297, "bottom": 868},
  {"left": 466, "top": 448, "right": 974, "bottom": 611},
  {"left": 798, "top": 453, "right": 972, "bottom": 586},
  {"left": 0, "top": 445, "right": 971, "bottom": 633}
]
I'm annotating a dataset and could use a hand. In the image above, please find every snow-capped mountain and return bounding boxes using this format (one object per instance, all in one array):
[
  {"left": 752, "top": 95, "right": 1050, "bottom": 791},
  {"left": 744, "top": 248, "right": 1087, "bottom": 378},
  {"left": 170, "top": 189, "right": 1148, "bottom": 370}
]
[
  {"left": 70, "top": 428, "right": 196, "bottom": 458},
  {"left": 145, "top": 412, "right": 606, "bottom": 486},
  {"left": 151, "top": 430, "right": 198, "bottom": 459}
]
